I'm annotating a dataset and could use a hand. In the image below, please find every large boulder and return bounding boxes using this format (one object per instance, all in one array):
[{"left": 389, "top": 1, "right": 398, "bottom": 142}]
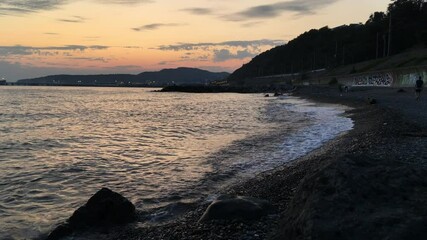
[
  {"left": 47, "top": 188, "right": 136, "bottom": 240},
  {"left": 68, "top": 187, "right": 136, "bottom": 228},
  {"left": 46, "top": 224, "right": 73, "bottom": 240},
  {"left": 199, "top": 195, "right": 274, "bottom": 223}
]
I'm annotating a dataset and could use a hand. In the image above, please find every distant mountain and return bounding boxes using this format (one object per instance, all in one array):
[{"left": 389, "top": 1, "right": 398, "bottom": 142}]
[
  {"left": 16, "top": 67, "right": 229, "bottom": 87},
  {"left": 138, "top": 68, "right": 229, "bottom": 85},
  {"left": 17, "top": 74, "right": 137, "bottom": 86}
]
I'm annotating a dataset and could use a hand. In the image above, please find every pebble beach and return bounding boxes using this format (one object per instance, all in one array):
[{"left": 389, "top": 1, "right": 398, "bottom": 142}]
[{"left": 48, "top": 86, "right": 427, "bottom": 240}]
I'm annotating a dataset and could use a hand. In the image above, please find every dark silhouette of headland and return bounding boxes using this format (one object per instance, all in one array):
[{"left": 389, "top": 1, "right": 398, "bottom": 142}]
[{"left": 16, "top": 67, "right": 229, "bottom": 87}]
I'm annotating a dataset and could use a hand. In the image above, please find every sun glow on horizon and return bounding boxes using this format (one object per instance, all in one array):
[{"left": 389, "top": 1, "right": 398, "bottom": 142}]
[{"left": 0, "top": 0, "right": 390, "bottom": 80}]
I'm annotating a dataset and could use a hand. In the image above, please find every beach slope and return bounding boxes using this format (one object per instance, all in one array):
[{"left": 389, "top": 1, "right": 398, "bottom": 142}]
[{"left": 67, "top": 86, "right": 427, "bottom": 240}]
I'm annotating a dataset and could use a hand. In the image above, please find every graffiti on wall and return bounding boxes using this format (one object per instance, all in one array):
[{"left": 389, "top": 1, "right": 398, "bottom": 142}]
[{"left": 353, "top": 72, "right": 393, "bottom": 87}]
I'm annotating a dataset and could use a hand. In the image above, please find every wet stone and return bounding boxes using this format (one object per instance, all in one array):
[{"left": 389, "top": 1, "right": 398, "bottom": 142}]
[
  {"left": 199, "top": 195, "right": 274, "bottom": 223},
  {"left": 47, "top": 188, "right": 136, "bottom": 240}
]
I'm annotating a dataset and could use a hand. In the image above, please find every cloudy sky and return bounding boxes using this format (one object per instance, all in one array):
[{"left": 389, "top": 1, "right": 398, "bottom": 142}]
[{"left": 0, "top": 0, "right": 389, "bottom": 81}]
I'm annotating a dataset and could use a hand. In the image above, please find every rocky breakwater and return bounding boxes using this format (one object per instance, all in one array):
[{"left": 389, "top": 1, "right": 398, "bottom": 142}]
[
  {"left": 159, "top": 85, "right": 294, "bottom": 93},
  {"left": 47, "top": 188, "right": 136, "bottom": 240}
]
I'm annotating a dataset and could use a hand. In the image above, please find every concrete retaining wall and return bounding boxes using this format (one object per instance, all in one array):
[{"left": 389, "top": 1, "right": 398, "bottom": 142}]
[
  {"left": 338, "top": 65, "right": 427, "bottom": 88},
  {"left": 237, "top": 65, "right": 427, "bottom": 88}
]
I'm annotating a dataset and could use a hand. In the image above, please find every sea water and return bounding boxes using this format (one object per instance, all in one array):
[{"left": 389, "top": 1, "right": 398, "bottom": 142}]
[{"left": 0, "top": 86, "right": 353, "bottom": 239}]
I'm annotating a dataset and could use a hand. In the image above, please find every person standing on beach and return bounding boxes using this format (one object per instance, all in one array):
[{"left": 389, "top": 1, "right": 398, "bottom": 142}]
[
  {"left": 338, "top": 83, "right": 349, "bottom": 96},
  {"left": 415, "top": 76, "right": 424, "bottom": 101}
]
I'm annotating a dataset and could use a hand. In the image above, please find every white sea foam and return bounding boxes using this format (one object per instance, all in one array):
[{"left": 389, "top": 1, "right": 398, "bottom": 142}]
[
  {"left": 224, "top": 96, "right": 354, "bottom": 176},
  {"left": 279, "top": 98, "right": 353, "bottom": 161}
]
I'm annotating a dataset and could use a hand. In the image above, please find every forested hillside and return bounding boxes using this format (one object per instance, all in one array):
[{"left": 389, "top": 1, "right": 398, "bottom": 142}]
[{"left": 228, "top": 0, "right": 427, "bottom": 82}]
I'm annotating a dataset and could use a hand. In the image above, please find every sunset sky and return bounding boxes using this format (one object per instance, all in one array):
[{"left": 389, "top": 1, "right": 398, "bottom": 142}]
[{"left": 0, "top": 0, "right": 390, "bottom": 81}]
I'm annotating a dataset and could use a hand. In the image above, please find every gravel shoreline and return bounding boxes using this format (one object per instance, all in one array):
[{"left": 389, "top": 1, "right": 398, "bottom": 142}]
[{"left": 68, "top": 86, "right": 427, "bottom": 240}]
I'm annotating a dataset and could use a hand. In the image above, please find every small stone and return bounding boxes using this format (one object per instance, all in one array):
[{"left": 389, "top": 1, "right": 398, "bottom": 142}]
[
  {"left": 366, "top": 97, "right": 377, "bottom": 104},
  {"left": 198, "top": 195, "right": 274, "bottom": 223}
]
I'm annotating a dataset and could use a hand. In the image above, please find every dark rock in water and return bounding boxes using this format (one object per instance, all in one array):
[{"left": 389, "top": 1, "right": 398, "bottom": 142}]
[
  {"left": 199, "top": 195, "right": 274, "bottom": 223},
  {"left": 265, "top": 94, "right": 270, "bottom": 97},
  {"left": 274, "top": 92, "right": 282, "bottom": 97},
  {"left": 397, "top": 88, "right": 406, "bottom": 93},
  {"left": 47, "top": 188, "right": 136, "bottom": 240}
]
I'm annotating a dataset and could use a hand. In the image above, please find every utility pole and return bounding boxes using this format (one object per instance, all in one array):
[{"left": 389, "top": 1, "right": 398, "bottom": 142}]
[
  {"left": 387, "top": 11, "right": 392, "bottom": 56},
  {"left": 325, "top": 55, "right": 328, "bottom": 69},
  {"left": 301, "top": 58, "right": 304, "bottom": 72},
  {"left": 313, "top": 50, "right": 316, "bottom": 70},
  {"left": 376, "top": 32, "right": 379, "bottom": 59},
  {"left": 342, "top": 45, "right": 345, "bottom": 65},
  {"left": 383, "top": 34, "right": 387, "bottom": 57},
  {"left": 335, "top": 40, "right": 338, "bottom": 65}
]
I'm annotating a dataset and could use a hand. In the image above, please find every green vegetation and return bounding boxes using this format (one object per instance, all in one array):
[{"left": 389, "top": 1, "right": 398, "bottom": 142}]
[{"left": 228, "top": 0, "right": 427, "bottom": 82}]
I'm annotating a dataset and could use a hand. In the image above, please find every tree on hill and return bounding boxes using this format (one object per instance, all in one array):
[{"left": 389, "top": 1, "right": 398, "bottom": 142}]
[
  {"left": 388, "top": 0, "right": 427, "bottom": 53},
  {"left": 228, "top": 0, "right": 427, "bottom": 82}
]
